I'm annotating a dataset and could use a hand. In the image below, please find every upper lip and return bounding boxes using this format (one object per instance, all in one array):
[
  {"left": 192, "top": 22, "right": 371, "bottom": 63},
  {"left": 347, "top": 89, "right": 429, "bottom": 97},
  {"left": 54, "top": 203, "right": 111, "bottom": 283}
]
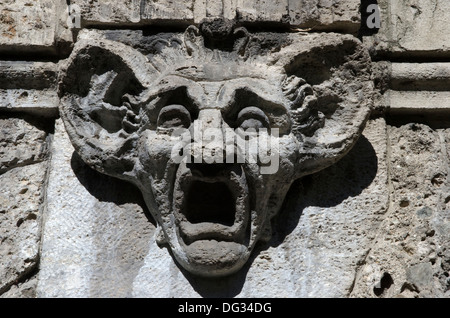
[{"left": 173, "top": 162, "right": 249, "bottom": 245}]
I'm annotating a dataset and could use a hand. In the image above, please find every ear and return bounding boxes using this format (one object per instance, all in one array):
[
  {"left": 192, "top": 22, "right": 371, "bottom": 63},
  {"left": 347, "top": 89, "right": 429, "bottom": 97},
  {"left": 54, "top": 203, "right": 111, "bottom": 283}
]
[
  {"left": 275, "top": 33, "right": 373, "bottom": 177},
  {"left": 59, "top": 33, "right": 154, "bottom": 181}
]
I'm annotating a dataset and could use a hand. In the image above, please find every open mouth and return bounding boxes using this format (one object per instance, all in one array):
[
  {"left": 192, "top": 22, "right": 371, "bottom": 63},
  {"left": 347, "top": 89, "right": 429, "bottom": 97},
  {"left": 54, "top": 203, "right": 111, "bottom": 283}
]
[
  {"left": 174, "top": 162, "right": 250, "bottom": 246},
  {"left": 185, "top": 180, "right": 236, "bottom": 226}
]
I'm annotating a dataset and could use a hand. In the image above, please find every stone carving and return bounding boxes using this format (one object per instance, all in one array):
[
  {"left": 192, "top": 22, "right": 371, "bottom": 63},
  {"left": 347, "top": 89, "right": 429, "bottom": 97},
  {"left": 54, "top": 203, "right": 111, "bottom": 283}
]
[{"left": 58, "top": 19, "right": 373, "bottom": 277}]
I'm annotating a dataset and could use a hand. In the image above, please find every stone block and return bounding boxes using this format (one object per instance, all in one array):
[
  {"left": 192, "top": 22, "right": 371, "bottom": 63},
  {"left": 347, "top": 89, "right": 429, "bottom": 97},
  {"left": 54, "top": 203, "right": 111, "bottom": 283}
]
[
  {"left": 235, "top": 0, "right": 289, "bottom": 24},
  {"left": 0, "top": 0, "right": 71, "bottom": 55},
  {"left": 71, "top": 0, "right": 141, "bottom": 25},
  {"left": 0, "top": 62, "right": 59, "bottom": 117},
  {"left": 350, "top": 123, "right": 450, "bottom": 298},
  {"left": 391, "top": 63, "right": 450, "bottom": 92},
  {"left": 37, "top": 120, "right": 155, "bottom": 297},
  {"left": 0, "top": 162, "right": 47, "bottom": 296},
  {"left": 289, "top": 0, "right": 360, "bottom": 32},
  {"left": 73, "top": 0, "right": 195, "bottom": 26},
  {"left": 384, "top": 63, "right": 450, "bottom": 114},
  {"left": 389, "top": 91, "right": 450, "bottom": 114},
  {"left": 68, "top": 0, "right": 360, "bottom": 32},
  {"left": 142, "top": 0, "right": 194, "bottom": 23},
  {"left": 37, "top": 118, "right": 389, "bottom": 297},
  {"left": 372, "top": 63, "right": 450, "bottom": 115},
  {"left": 0, "top": 90, "right": 59, "bottom": 117},
  {"left": 0, "top": 116, "right": 49, "bottom": 174},
  {"left": 0, "top": 62, "right": 57, "bottom": 90},
  {"left": 364, "top": 0, "right": 450, "bottom": 58},
  {"left": 225, "top": 0, "right": 360, "bottom": 31},
  {"left": 0, "top": 115, "right": 50, "bottom": 296}
]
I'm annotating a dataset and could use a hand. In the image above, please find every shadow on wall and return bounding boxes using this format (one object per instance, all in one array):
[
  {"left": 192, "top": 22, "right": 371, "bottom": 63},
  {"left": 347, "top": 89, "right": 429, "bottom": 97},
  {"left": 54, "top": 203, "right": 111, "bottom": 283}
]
[
  {"left": 71, "top": 152, "right": 155, "bottom": 226},
  {"left": 273, "top": 134, "right": 378, "bottom": 244},
  {"left": 69, "top": 133, "right": 378, "bottom": 297}
]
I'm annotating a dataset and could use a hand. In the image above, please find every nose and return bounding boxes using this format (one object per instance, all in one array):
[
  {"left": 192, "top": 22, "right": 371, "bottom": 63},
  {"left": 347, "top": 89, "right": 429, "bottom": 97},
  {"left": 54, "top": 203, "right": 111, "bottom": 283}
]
[
  {"left": 197, "top": 109, "right": 223, "bottom": 131},
  {"left": 190, "top": 109, "right": 228, "bottom": 165}
]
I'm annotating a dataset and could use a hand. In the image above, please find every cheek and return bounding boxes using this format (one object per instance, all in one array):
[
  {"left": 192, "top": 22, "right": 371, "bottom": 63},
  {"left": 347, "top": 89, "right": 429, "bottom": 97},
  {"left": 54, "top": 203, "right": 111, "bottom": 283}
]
[
  {"left": 138, "top": 131, "right": 180, "bottom": 173},
  {"left": 244, "top": 135, "right": 298, "bottom": 186},
  {"left": 273, "top": 136, "right": 298, "bottom": 180}
]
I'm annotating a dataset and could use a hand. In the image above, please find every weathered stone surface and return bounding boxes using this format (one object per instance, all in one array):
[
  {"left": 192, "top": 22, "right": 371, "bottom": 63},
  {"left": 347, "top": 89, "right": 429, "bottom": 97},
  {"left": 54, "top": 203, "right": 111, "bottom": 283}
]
[
  {"left": 369, "top": 61, "right": 391, "bottom": 114},
  {"left": 0, "top": 0, "right": 55, "bottom": 49},
  {"left": 37, "top": 120, "right": 155, "bottom": 297},
  {"left": 224, "top": 0, "right": 362, "bottom": 31},
  {"left": 364, "top": 0, "right": 450, "bottom": 58},
  {"left": 0, "top": 162, "right": 47, "bottom": 296},
  {"left": 391, "top": 63, "right": 450, "bottom": 91},
  {"left": 389, "top": 91, "right": 450, "bottom": 114},
  {"left": 350, "top": 123, "right": 450, "bottom": 298},
  {"left": 0, "top": 62, "right": 59, "bottom": 117},
  {"left": 71, "top": 0, "right": 141, "bottom": 26},
  {"left": 0, "top": 0, "right": 71, "bottom": 55},
  {"left": 0, "top": 116, "right": 49, "bottom": 174},
  {"left": 69, "top": 0, "right": 360, "bottom": 31},
  {"left": 0, "top": 0, "right": 448, "bottom": 301},
  {"left": 0, "top": 90, "right": 59, "bottom": 117},
  {"left": 142, "top": 0, "right": 194, "bottom": 23},
  {"left": 370, "top": 62, "right": 450, "bottom": 115},
  {"left": 235, "top": 0, "right": 289, "bottom": 24},
  {"left": 0, "top": 62, "right": 57, "bottom": 90},
  {"left": 0, "top": 115, "right": 50, "bottom": 297},
  {"left": 388, "top": 63, "right": 450, "bottom": 114},
  {"left": 37, "top": 117, "right": 387, "bottom": 297}
]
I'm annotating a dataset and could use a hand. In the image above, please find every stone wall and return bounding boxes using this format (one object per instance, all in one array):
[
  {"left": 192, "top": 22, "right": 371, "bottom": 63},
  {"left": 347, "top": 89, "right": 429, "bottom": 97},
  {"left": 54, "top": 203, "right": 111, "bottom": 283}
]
[{"left": 0, "top": 0, "right": 448, "bottom": 298}]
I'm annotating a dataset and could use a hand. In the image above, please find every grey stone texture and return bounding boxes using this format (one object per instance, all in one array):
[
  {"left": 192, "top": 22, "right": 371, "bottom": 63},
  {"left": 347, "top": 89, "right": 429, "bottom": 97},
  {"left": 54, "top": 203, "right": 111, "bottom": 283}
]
[
  {"left": 370, "top": 62, "right": 450, "bottom": 115},
  {"left": 0, "top": 275, "right": 37, "bottom": 298},
  {"left": 351, "top": 123, "right": 450, "bottom": 298},
  {"left": 0, "top": 0, "right": 449, "bottom": 298},
  {"left": 0, "top": 116, "right": 49, "bottom": 173},
  {"left": 0, "top": 162, "right": 47, "bottom": 296},
  {"left": 37, "top": 120, "right": 155, "bottom": 297},
  {"left": 288, "top": 0, "right": 360, "bottom": 32},
  {"left": 70, "top": 0, "right": 142, "bottom": 26},
  {"left": 37, "top": 117, "right": 387, "bottom": 297},
  {"left": 0, "top": 62, "right": 59, "bottom": 117},
  {"left": 0, "top": 0, "right": 72, "bottom": 55},
  {"left": 71, "top": 0, "right": 360, "bottom": 32}
]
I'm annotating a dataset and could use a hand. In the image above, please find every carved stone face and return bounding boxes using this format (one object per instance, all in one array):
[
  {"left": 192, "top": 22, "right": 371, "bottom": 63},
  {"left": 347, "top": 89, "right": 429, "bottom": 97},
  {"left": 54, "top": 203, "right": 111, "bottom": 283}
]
[
  {"left": 59, "top": 23, "right": 373, "bottom": 277},
  {"left": 137, "top": 68, "right": 298, "bottom": 276}
]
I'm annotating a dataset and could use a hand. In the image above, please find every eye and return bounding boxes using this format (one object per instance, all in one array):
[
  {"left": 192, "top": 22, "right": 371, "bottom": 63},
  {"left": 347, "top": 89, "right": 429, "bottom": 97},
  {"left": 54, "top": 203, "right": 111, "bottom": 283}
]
[
  {"left": 236, "top": 107, "right": 270, "bottom": 131},
  {"left": 157, "top": 104, "right": 192, "bottom": 129}
]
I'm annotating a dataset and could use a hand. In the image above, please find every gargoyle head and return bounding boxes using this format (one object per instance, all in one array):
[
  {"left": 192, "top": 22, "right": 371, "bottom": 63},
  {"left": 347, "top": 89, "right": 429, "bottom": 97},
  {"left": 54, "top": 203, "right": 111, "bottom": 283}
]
[{"left": 59, "top": 20, "right": 373, "bottom": 277}]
